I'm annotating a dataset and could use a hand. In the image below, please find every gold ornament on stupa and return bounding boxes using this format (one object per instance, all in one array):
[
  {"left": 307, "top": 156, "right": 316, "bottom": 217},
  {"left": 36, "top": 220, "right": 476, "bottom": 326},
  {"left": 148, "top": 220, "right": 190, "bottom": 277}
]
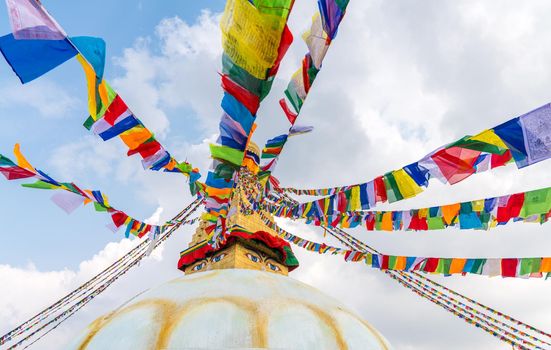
[{"left": 178, "top": 141, "right": 298, "bottom": 276}]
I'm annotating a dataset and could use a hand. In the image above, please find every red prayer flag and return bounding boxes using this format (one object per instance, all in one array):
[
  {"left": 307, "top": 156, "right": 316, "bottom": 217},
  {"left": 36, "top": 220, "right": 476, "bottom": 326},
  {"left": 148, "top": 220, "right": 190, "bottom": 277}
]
[
  {"left": 497, "top": 193, "right": 525, "bottom": 223},
  {"left": 302, "top": 56, "right": 311, "bottom": 93},
  {"left": 431, "top": 147, "right": 481, "bottom": 184},
  {"left": 423, "top": 258, "right": 439, "bottom": 273},
  {"left": 381, "top": 255, "right": 390, "bottom": 270},
  {"left": 365, "top": 215, "right": 375, "bottom": 230},
  {"left": 268, "top": 24, "right": 293, "bottom": 77},
  {"left": 138, "top": 224, "right": 151, "bottom": 238},
  {"left": 111, "top": 211, "right": 128, "bottom": 228},
  {"left": 0, "top": 166, "right": 36, "bottom": 180},
  {"left": 127, "top": 140, "right": 162, "bottom": 158},
  {"left": 491, "top": 149, "right": 512, "bottom": 168},
  {"left": 221, "top": 74, "right": 260, "bottom": 114},
  {"left": 501, "top": 258, "right": 518, "bottom": 277},
  {"left": 374, "top": 176, "right": 387, "bottom": 203},
  {"left": 337, "top": 192, "right": 347, "bottom": 213},
  {"left": 103, "top": 95, "right": 128, "bottom": 125},
  {"left": 279, "top": 98, "right": 297, "bottom": 125}
]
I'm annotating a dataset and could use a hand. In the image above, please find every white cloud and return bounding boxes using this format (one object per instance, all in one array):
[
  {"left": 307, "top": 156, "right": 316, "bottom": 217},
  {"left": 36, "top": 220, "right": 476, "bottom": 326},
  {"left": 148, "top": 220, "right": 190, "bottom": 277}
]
[{"left": 0, "top": 80, "right": 79, "bottom": 119}]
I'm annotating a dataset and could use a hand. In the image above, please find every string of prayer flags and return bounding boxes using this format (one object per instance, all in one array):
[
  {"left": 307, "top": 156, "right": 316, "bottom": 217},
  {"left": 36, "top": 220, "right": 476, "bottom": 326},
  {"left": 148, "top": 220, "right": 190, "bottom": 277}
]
[
  {"left": 258, "top": 211, "right": 551, "bottom": 278},
  {"left": 258, "top": 0, "right": 351, "bottom": 184},
  {"left": 271, "top": 187, "right": 551, "bottom": 231},
  {"left": 384, "top": 272, "right": 548, "bottom": 349},
  {"left": 0, "top": 0, "right": 202, "bottom": 195},
  {"left": 282, "top": 103, "right": 551, "bottom": 213},
  {"left": 203, "top": 0, "right": 295, "bottom": 243},
  {"left": 0, "top": 145, "right": 180, "bottom": 238}
]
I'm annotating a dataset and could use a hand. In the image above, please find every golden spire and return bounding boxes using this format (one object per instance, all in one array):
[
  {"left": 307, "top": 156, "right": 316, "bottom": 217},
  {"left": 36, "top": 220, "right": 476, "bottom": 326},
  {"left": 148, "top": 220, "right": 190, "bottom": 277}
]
[{"left": 182, "top": 142, "right": 296, "bottom": 276}]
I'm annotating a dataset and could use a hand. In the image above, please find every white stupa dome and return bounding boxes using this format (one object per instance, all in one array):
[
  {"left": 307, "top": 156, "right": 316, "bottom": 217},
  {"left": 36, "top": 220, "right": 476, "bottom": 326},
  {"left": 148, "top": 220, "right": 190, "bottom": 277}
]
[{"left": 67, "top": 269, "right": 391, "bottom": 349}]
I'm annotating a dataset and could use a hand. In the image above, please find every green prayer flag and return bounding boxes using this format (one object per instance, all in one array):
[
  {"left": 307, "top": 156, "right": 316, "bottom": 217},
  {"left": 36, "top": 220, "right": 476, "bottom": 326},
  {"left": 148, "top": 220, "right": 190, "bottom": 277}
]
[
  {"left": 383, "top": 172, "right": 404, "bottom": 203},
  {"left": 222, "top": 54, "right": 272, "bottom": 100},
  {"left": 471, "top": 259, "right": 485, "bottom": 274},
  {"left": 214, "top": 162, "right": 238, "bottom": 180},
  {"left": 284, "top": 87, "right": 303, "bottom": 114},
  {"left": 479, "top": 212, "right": 491, "bottom": 229},
  {"left": 251, "top": 0, "right": 293, "bottom": 16},
  {"left": 520, "top": 188, "right": 551, "bottom": 217},
  {"left": 93, "top": 202, "right": 108, "bottom": 212},
  {"left": 388, "top": 255, "right": 397, "bottom": 269},
  {"left": 0, "top": 154, "right": 16, "bottom": 167},
  {"left": 427, "top": 217, "right": 445, "bottom": 230},
  {"left": 177, "top": 162, "right": 192, "bottom": 174},
  {"left": 21, "top": 180, "right": 57, "bottom": 190},
  {"left": 520, "top": 258, "right": 541, "bottom": 275},
  {"left": 335, "top": 0, "right": 350, "bottom": 11},
  {"left": 210, "top": 144, "right": 245, "bottom": 166}
]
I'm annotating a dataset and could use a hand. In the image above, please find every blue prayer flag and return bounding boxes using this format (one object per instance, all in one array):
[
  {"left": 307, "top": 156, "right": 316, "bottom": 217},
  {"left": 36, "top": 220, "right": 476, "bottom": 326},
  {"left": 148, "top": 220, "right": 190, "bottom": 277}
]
[
  {"left": 71, "top": 36, "right": 106, "bottom": 79},
  {"left": 0, "top": 34, "right": 77, "bottom": 83}
]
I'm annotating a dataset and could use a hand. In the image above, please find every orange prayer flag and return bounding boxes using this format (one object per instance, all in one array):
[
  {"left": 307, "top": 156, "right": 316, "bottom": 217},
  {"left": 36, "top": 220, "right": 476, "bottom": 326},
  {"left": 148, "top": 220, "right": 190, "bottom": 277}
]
[
  {"left": 395, "top": 256, "right": 407, "bottom": 270},
  {"left": 540, "top": 258, "right": 551, "bottom": 273},
  {"left": 442, "top": 203, "right": 461, "bottom": 225},
  {"left": 381, "top": 212, "right": 393, "bottom": 231},
  {"left": 164, "top": 158, "right": 177, "bottom": 171},
  {"left": 120, "top": 127, "right": 153, "bottom": 150},
  {"left": 98, "top": 79, "right": 109, "bottom": 107},
  {"left": 449, "top": 258, "right": 467, "bottom": 274},
  {"left": 13, "top": 143, "right": 35, "bottom": 172}
]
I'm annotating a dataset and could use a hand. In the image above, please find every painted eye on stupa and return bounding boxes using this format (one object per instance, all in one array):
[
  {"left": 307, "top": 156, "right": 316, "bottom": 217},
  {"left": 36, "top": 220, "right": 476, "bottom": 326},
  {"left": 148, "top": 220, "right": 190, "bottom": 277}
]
[
  {"left": 246, "top": 253, "right": 261, "bottom": 263},
  {"left": 192, "top": 262, "right": 206, "bottom": 271},
  {"left": 266, "top": 262, "right": 280, "bottom": 272},
  {"left": 211, "top": 253, "right": 226, "bottom": 263}
]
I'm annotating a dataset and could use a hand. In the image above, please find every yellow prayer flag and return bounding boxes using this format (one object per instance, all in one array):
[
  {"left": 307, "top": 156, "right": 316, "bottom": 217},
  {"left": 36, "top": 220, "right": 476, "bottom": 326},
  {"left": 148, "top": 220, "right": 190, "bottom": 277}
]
[
  {"left": 469, "top": 129, "right": 508, "bottom": 150},
  {"left": 76, "top": 54, "right": 98, "bottom": 120},
  {"left": 472, "top": 199, "right": 484, "bottom": 212},
  {"left": 350, "top": 186, "right": 361, "bottom": 211},
  {"left": 418, "top": 208, "right": 429, "bottom": 218},
  {"left": 365, "top": 254, "right": 373, "bottom": 265},
  {"left": 324, "top": 197, "right": 331, "bottom": 215},
  {"left": 220, "top": 0, "right": 287, "bottom": 79},
  {"left": 393, "top": 168, "right": 422, "bottom": 199}
]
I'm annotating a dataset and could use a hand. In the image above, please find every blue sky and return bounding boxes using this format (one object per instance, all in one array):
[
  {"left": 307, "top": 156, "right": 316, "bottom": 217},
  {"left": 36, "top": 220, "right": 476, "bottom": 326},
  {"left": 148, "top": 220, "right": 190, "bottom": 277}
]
[{"left": 0, "top": 0, "right": 224, "bottom": 270}]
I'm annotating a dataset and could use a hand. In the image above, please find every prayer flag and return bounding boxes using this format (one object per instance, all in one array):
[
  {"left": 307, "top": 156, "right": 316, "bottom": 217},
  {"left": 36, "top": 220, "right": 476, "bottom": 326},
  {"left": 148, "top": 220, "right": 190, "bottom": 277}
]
[
  {"left": 6, "top": 0, "right": 66, "bottom": 40},
  {"left": 0, "top": 34, "right": 77, "bottom": 83}
]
